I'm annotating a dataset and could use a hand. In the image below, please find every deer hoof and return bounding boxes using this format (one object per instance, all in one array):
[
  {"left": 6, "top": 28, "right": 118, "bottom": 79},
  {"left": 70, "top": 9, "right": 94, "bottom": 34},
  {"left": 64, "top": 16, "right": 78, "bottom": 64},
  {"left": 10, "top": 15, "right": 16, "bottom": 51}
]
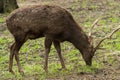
[
  {"left": 9, "top": 70, "right": 15, "bottom": 74},
  {"left": 44, "top": 68, "right": 48, "bottom": 73},
  {"left": 19, "top": 69, "right": 24, "bottom": 75},
  {"left": 58, "top": 67, "right": 67, "bottom": 71},
  {"left": 44, "top": 69, "right": 48, "bottom": 73}
]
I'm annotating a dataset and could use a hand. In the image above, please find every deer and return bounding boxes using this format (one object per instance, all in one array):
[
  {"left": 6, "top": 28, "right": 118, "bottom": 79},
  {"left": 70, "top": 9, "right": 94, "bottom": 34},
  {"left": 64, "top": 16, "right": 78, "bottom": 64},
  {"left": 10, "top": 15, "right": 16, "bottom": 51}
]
[{"left": 6, "top": 5, "right": 120, "bottom": 74}]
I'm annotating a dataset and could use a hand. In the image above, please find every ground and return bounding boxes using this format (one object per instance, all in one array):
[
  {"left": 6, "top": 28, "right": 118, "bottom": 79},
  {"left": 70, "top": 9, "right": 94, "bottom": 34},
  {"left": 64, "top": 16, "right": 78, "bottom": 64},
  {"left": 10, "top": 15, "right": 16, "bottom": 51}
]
[{"left": 0, "top": 0, "right": 120, "bottom": 80}]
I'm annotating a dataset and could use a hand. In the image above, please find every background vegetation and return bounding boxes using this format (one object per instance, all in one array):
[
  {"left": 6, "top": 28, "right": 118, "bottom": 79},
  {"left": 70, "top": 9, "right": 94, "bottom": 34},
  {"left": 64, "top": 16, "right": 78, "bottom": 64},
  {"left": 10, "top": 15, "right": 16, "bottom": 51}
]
[{"left": 0, "top": 0, "right": 120, "bottom": 80}]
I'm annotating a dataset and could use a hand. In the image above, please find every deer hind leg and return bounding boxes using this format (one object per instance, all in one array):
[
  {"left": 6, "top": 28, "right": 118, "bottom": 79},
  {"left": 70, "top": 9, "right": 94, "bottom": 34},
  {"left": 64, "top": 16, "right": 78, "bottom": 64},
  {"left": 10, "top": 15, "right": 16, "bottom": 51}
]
[
  {"left": 44, "top": 38, "right": 52, "bottom": 72},
  {"left": 9, "top": 42, "right": 16, "bottom": 74},
  {"left": 14, "top": 41, "right": 25, "bottom": 74},
  {"left": 9, "top": 34, "right": 27, "bottom": 74},
  {"left": 53, "top": 41, "right": 66, "bottom": 69}
]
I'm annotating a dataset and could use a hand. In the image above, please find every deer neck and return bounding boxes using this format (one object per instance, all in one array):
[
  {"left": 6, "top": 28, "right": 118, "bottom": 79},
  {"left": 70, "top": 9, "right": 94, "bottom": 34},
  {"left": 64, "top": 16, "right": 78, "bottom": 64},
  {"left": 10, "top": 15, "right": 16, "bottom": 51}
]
[{"left": 69, "top": 28, "right": 89, "bottom": 52}]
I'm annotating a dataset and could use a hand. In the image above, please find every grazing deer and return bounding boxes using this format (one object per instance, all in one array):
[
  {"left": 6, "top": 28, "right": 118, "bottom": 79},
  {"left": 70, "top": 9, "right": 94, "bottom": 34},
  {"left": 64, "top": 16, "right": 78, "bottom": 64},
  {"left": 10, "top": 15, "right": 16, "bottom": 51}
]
[{"left": 6, "top": 5, "right": 120, "bottom": 74}]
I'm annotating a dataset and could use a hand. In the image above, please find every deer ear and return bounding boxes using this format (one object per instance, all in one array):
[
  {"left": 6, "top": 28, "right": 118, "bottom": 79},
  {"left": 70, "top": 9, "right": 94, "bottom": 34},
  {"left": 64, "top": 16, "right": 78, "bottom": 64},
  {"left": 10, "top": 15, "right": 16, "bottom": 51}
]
[{"left": 88, "top": 36, "right": 93, "bottom": 45}]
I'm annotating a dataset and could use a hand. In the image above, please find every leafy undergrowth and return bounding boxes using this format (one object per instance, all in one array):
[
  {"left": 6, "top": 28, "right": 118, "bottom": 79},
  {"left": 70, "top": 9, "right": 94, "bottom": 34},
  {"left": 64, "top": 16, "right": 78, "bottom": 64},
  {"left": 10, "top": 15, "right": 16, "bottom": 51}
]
[{"left": 0, "top": 0, "right": 120, "bottom": 80}]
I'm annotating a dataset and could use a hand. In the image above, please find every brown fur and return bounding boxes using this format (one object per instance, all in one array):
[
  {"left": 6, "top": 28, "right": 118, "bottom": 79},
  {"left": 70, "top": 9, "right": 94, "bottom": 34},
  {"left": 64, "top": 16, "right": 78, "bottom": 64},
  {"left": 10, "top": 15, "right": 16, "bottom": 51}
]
[{"left": 6, "top": 5, "right": 94, "bottom": 74}]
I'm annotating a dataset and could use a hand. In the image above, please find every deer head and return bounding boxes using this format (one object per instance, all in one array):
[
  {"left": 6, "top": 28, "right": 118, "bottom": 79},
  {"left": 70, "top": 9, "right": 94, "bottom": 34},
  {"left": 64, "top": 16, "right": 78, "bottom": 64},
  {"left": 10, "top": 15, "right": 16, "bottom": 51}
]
[{"left": 85, "top": 18, "right": 120, "bottom": 66}]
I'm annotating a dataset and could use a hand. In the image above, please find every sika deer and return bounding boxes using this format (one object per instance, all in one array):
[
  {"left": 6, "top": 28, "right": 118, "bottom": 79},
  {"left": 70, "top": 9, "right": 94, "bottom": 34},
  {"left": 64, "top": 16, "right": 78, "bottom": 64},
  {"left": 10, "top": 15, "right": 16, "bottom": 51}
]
[{"left": 6, "top": 5, "right": 120, "bottom": 74}]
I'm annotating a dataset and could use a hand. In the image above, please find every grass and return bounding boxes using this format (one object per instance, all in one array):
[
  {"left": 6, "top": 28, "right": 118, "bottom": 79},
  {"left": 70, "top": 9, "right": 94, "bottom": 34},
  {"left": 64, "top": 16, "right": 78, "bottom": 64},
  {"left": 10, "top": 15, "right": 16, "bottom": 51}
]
[
  {"left": 0, "top": 30, "right": 119, "bottom": 79},
  {"left": 0, "top": 31, "right": 104, "bottom": 79},
  {"left": 0, "top": 17, "right": 5, "bottom": 23},
  {"left": 0, "top": 0, "right": 120, "bottom": 79}
]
